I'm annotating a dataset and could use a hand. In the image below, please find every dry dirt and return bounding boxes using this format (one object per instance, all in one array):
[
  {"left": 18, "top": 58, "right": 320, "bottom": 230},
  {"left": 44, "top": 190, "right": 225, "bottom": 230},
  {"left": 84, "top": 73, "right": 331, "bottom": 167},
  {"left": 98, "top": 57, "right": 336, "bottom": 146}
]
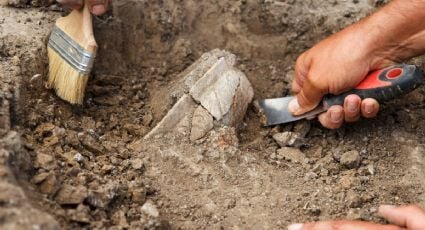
[{"left": 1, "top": 0, "right": 425, "bottom": 229}]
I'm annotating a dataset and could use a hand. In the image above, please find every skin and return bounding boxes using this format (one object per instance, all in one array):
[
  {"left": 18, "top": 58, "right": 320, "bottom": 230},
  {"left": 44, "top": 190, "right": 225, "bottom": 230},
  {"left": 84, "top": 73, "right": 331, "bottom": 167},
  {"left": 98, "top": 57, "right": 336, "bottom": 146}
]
[
  {"left": 289, "top": 0, "right": 425, "bottom": 129},
  {"left": 57, "top": 0, "right": 110, "bottom": 16},
  {"left": 288, "top": 205, "right": 425, "bottom": 230},
  {"left": 288, "top": 0, "right": 425, "bottom": 227}
]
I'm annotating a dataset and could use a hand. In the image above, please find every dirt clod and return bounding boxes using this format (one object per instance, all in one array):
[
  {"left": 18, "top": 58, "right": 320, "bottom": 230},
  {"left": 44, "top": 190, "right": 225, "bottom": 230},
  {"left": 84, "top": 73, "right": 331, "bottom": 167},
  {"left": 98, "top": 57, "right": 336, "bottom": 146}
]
[{"left": 340, "top": 150, "right": 362, "bottom": 169}]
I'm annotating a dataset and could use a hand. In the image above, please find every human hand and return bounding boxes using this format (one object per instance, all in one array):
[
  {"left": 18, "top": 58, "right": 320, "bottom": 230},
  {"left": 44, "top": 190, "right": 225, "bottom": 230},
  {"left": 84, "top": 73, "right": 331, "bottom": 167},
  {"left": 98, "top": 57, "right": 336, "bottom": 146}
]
[
  {"left": 57, "top": 0, "right": 110, "bottom": 16},
  {"left": 289, "top": 0, "right": 425, "bottom": 129},
  {"left": 288, "top": 22, "right": 391, "bottom": 129},
  {"left": 288, "top": 205, "right": 425, "bottom": 230}
]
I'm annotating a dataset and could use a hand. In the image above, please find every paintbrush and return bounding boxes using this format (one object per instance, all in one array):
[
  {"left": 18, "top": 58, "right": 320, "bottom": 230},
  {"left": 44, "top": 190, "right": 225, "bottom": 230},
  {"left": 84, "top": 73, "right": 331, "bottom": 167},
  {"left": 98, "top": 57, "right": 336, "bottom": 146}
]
[{"left": 47, "top": 0, "right": 97, "bottom": 104}]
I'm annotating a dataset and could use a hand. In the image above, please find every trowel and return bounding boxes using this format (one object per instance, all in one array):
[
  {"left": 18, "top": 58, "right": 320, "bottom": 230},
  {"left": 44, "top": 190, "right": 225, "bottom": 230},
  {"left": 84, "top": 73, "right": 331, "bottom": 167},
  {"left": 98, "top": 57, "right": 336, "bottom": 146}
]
[{"left": 259, "top": 64, "right": 424, "bottom": 126}]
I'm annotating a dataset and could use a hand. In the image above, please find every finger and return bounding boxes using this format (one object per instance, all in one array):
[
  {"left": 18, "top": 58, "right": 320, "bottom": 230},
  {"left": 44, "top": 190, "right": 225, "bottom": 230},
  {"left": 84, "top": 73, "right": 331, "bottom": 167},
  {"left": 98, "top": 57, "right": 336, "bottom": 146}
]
[
  {"left": 360, "top": 98, "right": 379, "bottom": 118},
  {"left": 292, "top": 52, "right": 309, "bottom": 94},
  {"left": 289, "top": 78, "right": 327, "bottom": 115},
  {"left": 288, "top": 221, "right": 404, "bottom": 230},
  {"left": 57, "top": 0, "right": 83, "bottom": 9},
  {"left": 89, "top": 0, "right": 109, "bottom": 15},
  {"left": 378, "top": 205, "right": 425, "bottom": 229},
  {"left": 344, "top": 94, "right": 361, "bottom": 122},
  {"left": 318, "top": 105, "right": 344, "bottom": 129}
]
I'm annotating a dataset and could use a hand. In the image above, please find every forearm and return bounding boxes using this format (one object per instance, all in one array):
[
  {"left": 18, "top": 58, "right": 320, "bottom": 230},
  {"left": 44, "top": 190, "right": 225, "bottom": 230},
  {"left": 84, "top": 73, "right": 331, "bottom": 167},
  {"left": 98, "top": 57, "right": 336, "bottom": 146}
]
[{"left": 358, "top": 0, "right": 425, "bottom": 65}]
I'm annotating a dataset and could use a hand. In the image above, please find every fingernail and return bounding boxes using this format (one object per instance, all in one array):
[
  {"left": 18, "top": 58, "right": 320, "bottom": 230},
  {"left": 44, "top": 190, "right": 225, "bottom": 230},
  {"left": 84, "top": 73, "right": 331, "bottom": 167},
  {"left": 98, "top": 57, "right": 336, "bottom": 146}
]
[
  {"left": 287, "top": 223, "right": 303, "bottom": 230},
  {"left": 92, "top": 4, "right": 106, "bottom": 14},
  {"left": 288, "top": 98, "right": 300, "bottom": 114},
  {"left": 347, "top": 101, "right": 358, "bottom": 113},
  {"left": 330, "top": 110, "right": 342, "bottom": 123},
  {"left": 365, "top": 103, "right": 375, "bottom": 114}
]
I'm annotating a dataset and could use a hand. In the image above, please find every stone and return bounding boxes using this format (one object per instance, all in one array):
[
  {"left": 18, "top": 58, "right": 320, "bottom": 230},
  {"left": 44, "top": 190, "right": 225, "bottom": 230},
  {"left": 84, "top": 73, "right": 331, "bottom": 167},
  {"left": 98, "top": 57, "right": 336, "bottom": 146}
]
[
  {"left": 144, "top": 94, "right": 197, "bottom": 139},
  {"left": 31, "top": 172, "right": 50, "bottom": 184},
  {"left": 130, "top": 188, "right": 146, "bottom": 204},
  {"left": 141, "top": 200, "right": 159, "bottom": 218},
  {"left": 111, "top": 210, "right": 129, "bottom": 227},
  {"left": 179, "top": 49, "right": 236, "bottom": 94},
  {"left": 40, "top": 174, "right": 59, "bottom": 196},
  {"left": 304, "top": 172, "right": 318, "bottom": 181},
  {"left": 222, "top": 70, "right": 254, "bottom": 127},
  {"left": 68, "top": 204, "right": 91, "bottom": 223},
  {"left": 190, "top": 58, "right": 240, "bottom": 120},
  {"left": 276, "top": 147, "right": 305, "bottom": 163},
  {"left": 272, "top": 132, "right": 299, "bottom": 147},
  {"left": 145, "top": 49, "right": 253, "bottom": 140},
  {"left": 131, "top": 158, "right": 144, "bottom": 170},
  {"left": 86, "top": 182, "right": 121, "bottom": 208},
  {"left": 340, "top": 150, "right": 361, "bottom": 169},
  {"left": 78, "top": 132, "right": 105, "bottom": 155},
  {"left": 346, "top": 208, "right": 362, "bottom": 220},
  {"left": 190, "top": 106, "right": 214, "bottom": 141},
  {"left": 1, "top": 131, "right": 22, "bottom": 153},
  {"left": 346, "top": 190, "right": 362, "bottom": 208},
  {"left": 293, "top": 120, "right": 311, "bottom": 138},
  {"left": 36, "top": 152, "right": 55, "bottom": 169},
  {"left": 55, "top": 184, "right": 88, "bottom": 205}
]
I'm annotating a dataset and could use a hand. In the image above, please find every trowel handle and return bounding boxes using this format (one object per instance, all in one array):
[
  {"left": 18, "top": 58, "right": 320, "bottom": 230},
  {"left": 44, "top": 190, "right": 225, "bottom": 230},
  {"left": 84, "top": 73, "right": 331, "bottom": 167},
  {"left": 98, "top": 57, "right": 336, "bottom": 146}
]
[{"left": 323, "top": 64, "right": 423, "bottom": 107}]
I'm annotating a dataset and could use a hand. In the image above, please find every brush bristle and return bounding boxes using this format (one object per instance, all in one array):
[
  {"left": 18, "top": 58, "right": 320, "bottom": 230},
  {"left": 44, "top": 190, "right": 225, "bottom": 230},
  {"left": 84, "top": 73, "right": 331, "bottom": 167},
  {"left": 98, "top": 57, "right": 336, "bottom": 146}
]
[{"left": 47, "top": 46, "right": 89, "bottom": 104}]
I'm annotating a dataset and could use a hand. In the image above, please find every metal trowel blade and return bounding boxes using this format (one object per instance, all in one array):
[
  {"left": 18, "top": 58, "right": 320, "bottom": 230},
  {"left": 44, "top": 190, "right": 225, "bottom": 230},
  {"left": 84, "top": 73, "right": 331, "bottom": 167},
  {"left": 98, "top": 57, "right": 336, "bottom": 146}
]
[{"left": 258, "top": 96, "right": 326, "bottom": 126}]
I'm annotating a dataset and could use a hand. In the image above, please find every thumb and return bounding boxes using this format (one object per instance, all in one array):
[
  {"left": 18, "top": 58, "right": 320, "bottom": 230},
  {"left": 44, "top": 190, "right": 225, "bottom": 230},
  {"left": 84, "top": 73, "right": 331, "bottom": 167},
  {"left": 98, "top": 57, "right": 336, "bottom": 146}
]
[
  {"left": 289, "top": 79, "right": 325, "bottom": 116},
  {"left": 378, "top": 205, "right": 425, "bottom": 229}
]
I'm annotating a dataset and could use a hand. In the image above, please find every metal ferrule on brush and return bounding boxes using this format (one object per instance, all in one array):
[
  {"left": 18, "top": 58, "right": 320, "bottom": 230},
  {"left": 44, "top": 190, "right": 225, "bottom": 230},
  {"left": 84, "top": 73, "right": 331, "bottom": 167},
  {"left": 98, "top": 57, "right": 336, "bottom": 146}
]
[{"left": 48, "top": 26, "right": 96, "bottom": 75}]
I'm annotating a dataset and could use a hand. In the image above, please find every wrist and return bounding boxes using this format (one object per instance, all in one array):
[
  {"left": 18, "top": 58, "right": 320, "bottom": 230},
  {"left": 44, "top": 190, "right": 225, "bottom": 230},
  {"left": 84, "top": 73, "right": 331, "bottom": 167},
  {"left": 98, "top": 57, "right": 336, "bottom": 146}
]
[{"left": 358, "top": 0, "right": 425, "bottom": 68}]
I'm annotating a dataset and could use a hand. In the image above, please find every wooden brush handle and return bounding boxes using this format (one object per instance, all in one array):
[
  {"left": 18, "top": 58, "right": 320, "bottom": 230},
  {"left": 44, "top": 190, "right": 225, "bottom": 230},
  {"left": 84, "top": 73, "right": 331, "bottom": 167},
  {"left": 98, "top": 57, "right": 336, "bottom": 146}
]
[{"left": 55, "top": 0, "right": 97, "bottom": 53}]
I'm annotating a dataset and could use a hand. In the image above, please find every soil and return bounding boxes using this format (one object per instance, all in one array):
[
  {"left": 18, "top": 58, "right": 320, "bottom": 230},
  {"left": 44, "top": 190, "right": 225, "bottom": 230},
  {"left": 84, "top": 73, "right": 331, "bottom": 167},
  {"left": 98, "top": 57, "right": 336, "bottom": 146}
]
[{"left": 1, "top": 0, "right": 425, "bottom": 229}]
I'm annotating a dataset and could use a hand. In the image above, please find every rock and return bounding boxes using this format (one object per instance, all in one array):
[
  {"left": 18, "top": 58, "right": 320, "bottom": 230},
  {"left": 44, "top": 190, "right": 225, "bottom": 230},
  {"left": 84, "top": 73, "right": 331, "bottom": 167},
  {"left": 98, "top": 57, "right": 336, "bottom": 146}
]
[
  {"left": 36, "top": 152, "right": 55, "bottom": 169},
  {"left": 190, "top": 58, "right": 238, "bottom": 120},
  {"left": 190, "top": 106, "right": 214, "bottom": 141},
  {"left": 221, "top": 69, "right": 254, "bottom": 127},
  {"left": 346, "top": 208, "right": 362, "bottom": 220},
  {"left": 346, "top": 190, "right": 362, "bottom": 208},
  {"left": 56, "top": 185, "right": 88, "bottom": 205},
  {"left": 304, "top": 172, "right": 318, "bottom": 181},
  {"left": 190, "top": 58, "right": 253, "bottom": 122},
  {"left": 61, "top": 150, "right": 81, "bottom": 166},
  {"left": 130, "top": 188, "right": 146, "bottom": 204},
  {"left": 111, "top": 210, "right": 129, "bottom": 227},
  {"left": 1, "top": 131, "right": 22, "bottom": 153},
  {"left": 86, "top": 182, "right": 121, "bottom": 208},
  {"left": 131, "top": 158, "right": 144, "bottom": 170},
  {"left": 39, "top": 174, "right": 59, "bottom": 195},
  {"left": 146, "top": 49, "right": 253, "bottom": 140},
  {"left": 272, "top": 132, "right": 300, "bottom": 147},
  {"left": 276, "top": 147, "right": 305, "bottom": 163},
  {"left": 144, "top": 94, "right": 197, "bottom": 139},
  {"left": 141, "top": 200, "right": 159, "bottom": 218},
  {"left": 68, "top": 204, "right": 91, "bottom": 224},
  {"left": 78, "top": 132, "right": 105, "bottom": 155},
  {"left": 293, "top": 120, "right": 311, "bottom": 138},
  {"left": 340, "top": 150, "right": 361, "bottom": 169},
  {"left": 307, "top": 206, "right": 321, "bottom": 216},
  {"left": 31, "top": 172, "right": 50, "bottom": 184}
]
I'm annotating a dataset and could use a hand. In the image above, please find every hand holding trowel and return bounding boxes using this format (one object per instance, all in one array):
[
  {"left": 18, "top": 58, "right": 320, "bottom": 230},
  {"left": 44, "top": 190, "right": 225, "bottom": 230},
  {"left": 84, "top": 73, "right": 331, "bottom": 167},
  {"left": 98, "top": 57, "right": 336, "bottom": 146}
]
[{"left": 259, "top": 64, "right": 424, "bottom": 126}]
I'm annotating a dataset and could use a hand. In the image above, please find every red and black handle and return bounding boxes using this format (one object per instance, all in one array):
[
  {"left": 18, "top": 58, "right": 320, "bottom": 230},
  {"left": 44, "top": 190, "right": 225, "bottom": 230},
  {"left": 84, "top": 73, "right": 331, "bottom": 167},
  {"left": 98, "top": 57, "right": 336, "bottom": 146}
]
[{"left": 323, "top": 64, "right": 423, "bottom": 107}]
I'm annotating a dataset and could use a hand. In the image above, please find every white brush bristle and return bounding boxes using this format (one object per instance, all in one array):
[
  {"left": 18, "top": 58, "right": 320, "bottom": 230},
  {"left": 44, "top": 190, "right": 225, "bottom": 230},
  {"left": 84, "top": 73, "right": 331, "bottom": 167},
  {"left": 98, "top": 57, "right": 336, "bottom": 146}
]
[{"left": 47, "top": 46, "right": 89, "bottom": 104}]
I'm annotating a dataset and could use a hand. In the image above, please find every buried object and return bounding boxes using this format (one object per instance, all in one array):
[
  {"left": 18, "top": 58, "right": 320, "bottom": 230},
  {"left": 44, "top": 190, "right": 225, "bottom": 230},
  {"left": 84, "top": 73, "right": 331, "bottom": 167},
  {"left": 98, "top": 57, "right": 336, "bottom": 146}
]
[
  {"left": 259, "top": 64, "right": 424, "bottom": 126},
  {"left": 144, "top": 49, "right": 254, "bottom": 141}
]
